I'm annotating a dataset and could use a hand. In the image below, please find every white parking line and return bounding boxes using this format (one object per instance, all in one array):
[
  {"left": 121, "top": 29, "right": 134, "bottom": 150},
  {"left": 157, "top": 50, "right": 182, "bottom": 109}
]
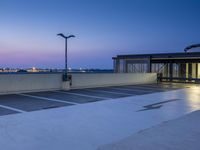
[
  {"left": 85, "top": 89, "right": 134, "bottom": 96},
  {"left": 137, "top": 85, "right": 177, "bottom": 90},
  {"left": 133, "top": 84, "right": 176, "bottom": 89},
  {"left": 54, "top": 91, "right": 109, "bottom": 99},
  {"left": 110, "top": 87, "right": 150, "bottom": 92},
  {"left": 124, "top": 85, "right": 163, "bottom": 90},
  {"left": 18, "top": 93, "right": 78, "bottom": 105},
  {"left": 0, "top": 104, "right": 26, "bottom": 113}
]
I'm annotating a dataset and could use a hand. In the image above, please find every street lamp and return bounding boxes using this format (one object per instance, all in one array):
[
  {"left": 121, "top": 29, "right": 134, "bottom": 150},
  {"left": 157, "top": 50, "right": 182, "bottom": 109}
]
[
  {"left": 57, "top": 33, "right": 75, "bottom": 81},
  {"left": 184, "top": 43, "right": 200, "bottom": 53}
]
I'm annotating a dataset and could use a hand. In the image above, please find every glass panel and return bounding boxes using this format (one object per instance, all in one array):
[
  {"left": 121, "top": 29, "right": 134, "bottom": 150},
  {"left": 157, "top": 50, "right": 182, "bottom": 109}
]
[
  {"left": 127, "top": 64, "right": 133, "bottom": 73},
  {"left": 119, "top": 59, "right": 125, "bottom": 73},
  {"left": 179, "top": 63, "right": 186, "bottom": 78},
  {"left": 151, "top": 63, "right": 165, "bottom": 73}
]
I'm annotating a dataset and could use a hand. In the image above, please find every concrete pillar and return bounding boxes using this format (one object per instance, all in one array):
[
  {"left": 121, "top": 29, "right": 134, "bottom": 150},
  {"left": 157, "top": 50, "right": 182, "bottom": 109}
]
[
  {"left": 147, "top": 57, "right": 151, "bottom": 73},
  {"left": 196, "top": 63, "right": 198, "bottom": 79},
  {"left": 62, "top": 81, "right": 70, "bottom": 91},
  {"left": 169, "top": 61, "right": 173, "bottom": 81}
]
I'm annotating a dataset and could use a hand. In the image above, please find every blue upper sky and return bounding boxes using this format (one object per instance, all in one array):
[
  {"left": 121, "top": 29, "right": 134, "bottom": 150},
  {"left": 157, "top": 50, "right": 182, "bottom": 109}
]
[{"left": 0, "top": 0, "right": 200, "bottom": 69}]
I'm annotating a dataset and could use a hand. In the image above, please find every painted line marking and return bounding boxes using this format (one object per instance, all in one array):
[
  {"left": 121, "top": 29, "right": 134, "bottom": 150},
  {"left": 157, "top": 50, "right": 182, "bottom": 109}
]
[
  {"left": 54, "top": 91, "right": 109, "bottom": 99},
  {"left": 145, "top": 84, "right": 177, "bottom": 88},
  {"left": 141, "top": 85, "right": 179, "bottom": 90},
  {"left": 109, "top": 87, "right": 150, "bottom": 92},
  {"left": 85, "top": 89, "right": 135, "bottom": 96},
  {"left": 18, "top": 93, "right": 78, "bottom": 105},
  {"left": 0, "top": 104, "right": 26, "bottom": 113},
  {"left": 124, "top": 85, "right": 167, "bottom": 91},
  {"left": 125, "top": 85, "right": 158, "bottom": 88},
  {"left": 135, "top": 84, "right": 177, "bottom": 89},
  {"left": 137, "top": 99, "right": 181, "bottom": 111}
]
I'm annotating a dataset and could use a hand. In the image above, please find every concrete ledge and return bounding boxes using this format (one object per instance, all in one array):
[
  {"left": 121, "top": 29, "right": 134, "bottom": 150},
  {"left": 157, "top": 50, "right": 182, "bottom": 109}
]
[
  {"left": 0, "top": 73, "right": 63, "bottom": 95},
  {"left": 70, "top": 73, "right": 157, "bottom": 89},
  {"left": 0, "top": 73, "right": 157, "bottom": 94}
]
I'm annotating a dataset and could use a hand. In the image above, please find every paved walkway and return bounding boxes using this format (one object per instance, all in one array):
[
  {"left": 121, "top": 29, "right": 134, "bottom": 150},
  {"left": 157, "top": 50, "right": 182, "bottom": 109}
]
[
  {"left": 0, "top": 84, "right": 199, "bottom": 150},
  {"left": 98, "top": 110, "right": 200, "bottom": 150}
]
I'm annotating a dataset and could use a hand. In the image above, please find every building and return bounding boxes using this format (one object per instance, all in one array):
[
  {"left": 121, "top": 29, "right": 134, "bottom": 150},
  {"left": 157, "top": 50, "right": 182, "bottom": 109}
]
[{"left": 113, "top": 52, "right": 200, "bottom": 82}]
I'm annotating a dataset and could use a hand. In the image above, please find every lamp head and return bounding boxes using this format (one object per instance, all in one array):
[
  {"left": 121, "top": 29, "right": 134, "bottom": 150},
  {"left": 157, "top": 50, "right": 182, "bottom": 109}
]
[
  {"left": 57, "top": 33, "right": 66, "bottom": 38},
  {"left": 67, "top": 35, "right": 75, "bottom": 38}
]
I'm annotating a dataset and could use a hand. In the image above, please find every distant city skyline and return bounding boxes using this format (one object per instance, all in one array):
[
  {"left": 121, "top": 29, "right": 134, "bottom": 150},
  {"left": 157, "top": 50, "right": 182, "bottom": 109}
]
[{"left": 0, "top": 0, "right": 200, "bottom": 69}]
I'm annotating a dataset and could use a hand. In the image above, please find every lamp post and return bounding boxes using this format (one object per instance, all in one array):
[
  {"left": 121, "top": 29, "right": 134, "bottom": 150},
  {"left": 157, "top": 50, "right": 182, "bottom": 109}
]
[
  {"left": 57, "top": 33, "right": 75, "bottom": 81},
  {"left": 184, "top": 43, "right": 200, "bottom": 53}
]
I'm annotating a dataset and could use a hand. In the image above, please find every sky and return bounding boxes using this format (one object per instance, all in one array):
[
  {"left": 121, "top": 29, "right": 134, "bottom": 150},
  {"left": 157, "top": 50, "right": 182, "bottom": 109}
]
[{"left": 0, "top": 0, "right": 200, "bottom": 69}]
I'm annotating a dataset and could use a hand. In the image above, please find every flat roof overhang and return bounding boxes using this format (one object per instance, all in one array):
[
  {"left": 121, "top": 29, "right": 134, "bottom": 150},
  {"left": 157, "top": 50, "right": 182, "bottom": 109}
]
[
  {"left": 114, "top": 52, "right": 200, "bottom": 60},
  {"left": 151, "top": 58, "right": 200, "bottom": 63},
  {"left": 113, "top": 52, "right": 200, "bottom": 58}
]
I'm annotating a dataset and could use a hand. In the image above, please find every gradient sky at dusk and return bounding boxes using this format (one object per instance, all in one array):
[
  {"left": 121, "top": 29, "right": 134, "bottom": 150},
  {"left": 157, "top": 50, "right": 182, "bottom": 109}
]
[{"left": 0, "top": 0, "right": 200, "bottom": 69}]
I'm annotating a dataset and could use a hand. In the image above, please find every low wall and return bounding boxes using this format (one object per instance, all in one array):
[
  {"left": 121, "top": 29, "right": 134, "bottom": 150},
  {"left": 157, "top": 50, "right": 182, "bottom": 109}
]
[
  {"left": 0, "top": 73, "right": 63, "bottom": 94},
  {"left": 70, "top": 73, "right": 157, "bottom": 89},
  {"left": 0, "top": 73, "right": 157, "bottom": 94}
]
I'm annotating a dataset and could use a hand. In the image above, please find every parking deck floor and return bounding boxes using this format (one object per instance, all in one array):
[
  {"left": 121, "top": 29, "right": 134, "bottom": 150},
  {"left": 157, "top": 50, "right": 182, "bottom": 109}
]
[
  {"left": 0, "top": 83, "right": 200, "bottom": 150},
  {"left": 0, "top": 83, "right": 192, "bottom": 116}
]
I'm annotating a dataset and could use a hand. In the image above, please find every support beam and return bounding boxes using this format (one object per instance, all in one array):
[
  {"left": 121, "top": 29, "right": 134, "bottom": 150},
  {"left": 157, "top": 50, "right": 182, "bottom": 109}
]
[{"left": 169, "top": 61, "right": 173, "bottom": 82}]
